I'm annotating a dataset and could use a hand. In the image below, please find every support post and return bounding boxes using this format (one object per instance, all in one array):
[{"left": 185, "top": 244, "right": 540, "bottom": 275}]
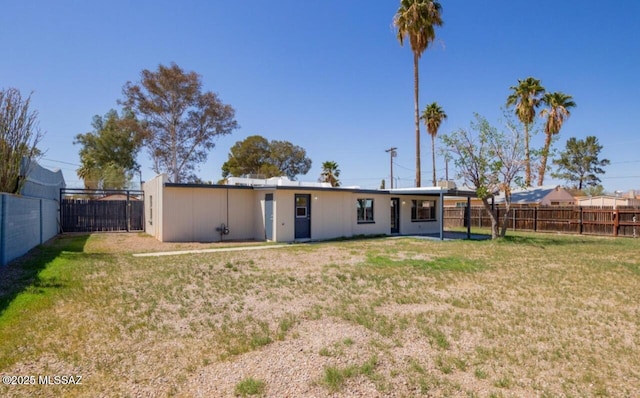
[
  {"left": 466, "top": 196, "right": 471, "bottom": 239},
  {"left": 439, "top": 191, "right": 444, "bottom": 240}
]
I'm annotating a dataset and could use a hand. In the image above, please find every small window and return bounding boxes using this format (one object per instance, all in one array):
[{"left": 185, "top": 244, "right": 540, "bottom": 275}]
[
  {"left": 411, "top": 199, "right": 436, "bottom": 221},
  {"left": 357, "top": 198, "right": 374, "bottom": 223},
  {"left": 296, "top": 196, "right": 308, "bottom": 218}
]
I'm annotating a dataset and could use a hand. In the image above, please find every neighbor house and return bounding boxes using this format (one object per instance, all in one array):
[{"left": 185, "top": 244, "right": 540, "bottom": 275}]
[
  {"left": 142, "top": 174, "right": 476, "bottom": 243},
  {"left": 576, "top": 195, "right": 640, "bottom": 208},
  {"left": 444, "top": 185, "right": 575, "bottom": 208}
]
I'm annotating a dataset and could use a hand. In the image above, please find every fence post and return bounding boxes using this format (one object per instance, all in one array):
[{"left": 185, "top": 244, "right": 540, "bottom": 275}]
[
  {"left": 579, "top": 207, "right": 583, "bottom": 235},
  {"left": 613, "top": 209, "right": 619, "bottom": 237},
  {"left": 126, "top": 190, "right": 131, "bottom": 232},
  {"left": 534, "top": 207, "right": 537, "bottom": 232}
]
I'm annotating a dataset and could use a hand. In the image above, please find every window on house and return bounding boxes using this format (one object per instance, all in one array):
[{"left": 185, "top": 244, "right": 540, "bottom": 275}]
[
  {"left": 356, "top": 198, "right": 374, "bottom": 223},
  {"left": 411, "top": 199, "right": 436, "bottom": 221},
  {"left": 296, "top": 196, "right": 308, "bottom": 218}
]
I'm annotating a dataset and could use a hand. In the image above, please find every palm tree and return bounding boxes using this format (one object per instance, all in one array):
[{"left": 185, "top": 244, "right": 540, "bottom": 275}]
[
  {"left": 394, "top": 0, "right": 443, "bottom": 187},
  {"left": 320, "top": 161, "right": 341, "bottom": 187},
  {"left": 506, "top": 77, "right": 545, "bottom": 187},
  {"left": 538, "top": 92, "right": 576, "bottom": 186},
  {"left": 420, "top": 102, "right": 447, "bottom": 187}
]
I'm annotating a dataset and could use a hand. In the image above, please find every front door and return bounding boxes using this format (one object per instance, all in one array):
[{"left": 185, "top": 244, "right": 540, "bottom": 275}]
[
  {"left": 294, "top": 194, "right": 311, "bottom": 239},
  {"left": 265, "top": 194, "right": 274, "bottom": 240},
  {"left": 390, "top": 198, "right": 400, "bottom": 234}
]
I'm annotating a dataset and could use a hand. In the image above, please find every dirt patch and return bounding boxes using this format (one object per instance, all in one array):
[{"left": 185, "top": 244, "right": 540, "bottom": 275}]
[
  {"left": 79, "top": 231, "right": 268, "bottom": 254},
  {"left": 2, "top": 232, "right": 639, "bottom": 397}
]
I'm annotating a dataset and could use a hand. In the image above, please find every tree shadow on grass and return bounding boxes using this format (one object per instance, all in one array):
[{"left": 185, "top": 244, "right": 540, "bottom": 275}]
[{"left": 0, "top": 233, "right": 90, "bottom": 315}]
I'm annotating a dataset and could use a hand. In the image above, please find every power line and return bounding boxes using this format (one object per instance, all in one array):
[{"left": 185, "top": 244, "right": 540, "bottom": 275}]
[{"left": 41, "top": 157, "right": 80, "bottom": 167}]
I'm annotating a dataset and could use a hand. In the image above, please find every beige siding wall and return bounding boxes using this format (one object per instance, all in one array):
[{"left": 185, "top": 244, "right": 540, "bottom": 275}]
[
  {"left": 148, "top": 179, "right": 445, "bottom": 243},
  {"left": 162, "top": 186, "right": 256, "bottom": 242},
  {"left": 272, "top": 190, "right": 391, "bottom": 241},
  {"left": 274, "top": 191, "right": 295, "bottom": 242},
  {"left": 142, "top": 174, "right": 167, "bottom": 241},
  {"left": 351, "top": 193, "right": 390, "bottom": 237},
  {"left": 397, "top": 195, "right": 441, "bottom": 235},
  {"left": 311, "top": 191, "right": 353, "bottom": 240}
]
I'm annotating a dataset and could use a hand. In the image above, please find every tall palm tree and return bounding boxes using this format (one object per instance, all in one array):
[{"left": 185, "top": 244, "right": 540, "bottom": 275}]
[
  {"left": 506, "top": 77, "right": 545, "bottom": 187},
  {"left": 420, "top": 102, "right": 447, "bottom": 187},
  {"left": 319, "top": 161, "right": 341, "bottom": 187},
  {"left": 538, "top": 92, "right": 576, "bottom": 186},
  {"left": 394, "top": 0, "right": 443, "bottom": 187}
]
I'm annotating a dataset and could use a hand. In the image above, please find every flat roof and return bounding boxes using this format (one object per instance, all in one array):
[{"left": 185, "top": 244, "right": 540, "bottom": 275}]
[
  {"left": 163, "top": 183, "right": 478, "bottom": 197},
  {"left": 390, "top": 187, "right": 478, "bottom": 197}
]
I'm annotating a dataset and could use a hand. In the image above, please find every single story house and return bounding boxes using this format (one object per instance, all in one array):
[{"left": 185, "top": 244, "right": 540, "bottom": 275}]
[
  {"left": 444, "top": 185, "right": 575, "bottom": 208},
  {"left": 142, "top": 174, "right": 476, "bottom": 243},
  {"left": 576, "top": 195, "right": 640, "bottom": 208}
]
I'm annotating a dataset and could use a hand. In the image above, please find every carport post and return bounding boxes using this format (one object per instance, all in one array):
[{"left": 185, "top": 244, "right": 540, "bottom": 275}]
[
  {"left": 467, "top": 196, "right": 471, "bottom": 239},
  {"left": 440, "top": 191, "right": 444, "bottom": 240}
]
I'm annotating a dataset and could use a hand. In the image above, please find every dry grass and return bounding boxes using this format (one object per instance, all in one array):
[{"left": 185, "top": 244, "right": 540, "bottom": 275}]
[{"left": 0, "top": 232, "right": 639, "bottom": 397}]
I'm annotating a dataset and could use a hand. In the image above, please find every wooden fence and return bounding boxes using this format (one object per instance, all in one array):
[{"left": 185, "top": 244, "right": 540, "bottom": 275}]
[
  {"left": 444, "top": 206, "right": 640, "bottom": 238},
  {"left": 60, "top": 189, "right": 144, "bottom": 232}
]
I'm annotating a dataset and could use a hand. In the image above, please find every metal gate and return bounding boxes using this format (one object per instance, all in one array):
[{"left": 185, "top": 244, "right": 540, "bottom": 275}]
[{"left": 60, "top": 188, "right": 144, "bottom": 232}]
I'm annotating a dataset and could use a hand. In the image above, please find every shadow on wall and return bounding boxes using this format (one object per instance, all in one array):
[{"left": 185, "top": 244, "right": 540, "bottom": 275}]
[{"left": 0, "top": 234, "right": 88, "bottom": 316}]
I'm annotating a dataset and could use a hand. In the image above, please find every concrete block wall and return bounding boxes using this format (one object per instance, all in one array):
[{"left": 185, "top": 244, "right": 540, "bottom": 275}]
[{"left": 0, "top": 193, "right": 60, "bottom": 266}]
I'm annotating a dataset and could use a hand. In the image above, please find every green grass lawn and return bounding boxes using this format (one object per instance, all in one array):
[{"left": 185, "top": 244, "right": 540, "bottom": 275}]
[{"left": 0, "top": 232, "right": 639, "bottom": 397}]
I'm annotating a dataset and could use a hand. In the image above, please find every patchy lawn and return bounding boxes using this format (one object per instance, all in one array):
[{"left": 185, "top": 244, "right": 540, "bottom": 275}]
[{"left": 0, "top": 232, "right": 639, "bottom": 397}]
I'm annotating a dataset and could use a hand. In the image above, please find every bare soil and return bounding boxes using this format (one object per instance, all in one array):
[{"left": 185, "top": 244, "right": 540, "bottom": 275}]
[{"left": 1, "top": 232, "right": 638, "bottom": 397}]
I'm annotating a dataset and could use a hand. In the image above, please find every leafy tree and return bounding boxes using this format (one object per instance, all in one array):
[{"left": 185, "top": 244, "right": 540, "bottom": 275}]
[
  {"left": 221, "top": 135, "right": 311, "bottom": 180},
  {"left": 583, "top": 184, "right": 605, "bottom": 197},
  {"left": 74, "top": 109, "right": 144, "bottom": 189},
  {"left": 0, "top": 88, "right": 44, "bottom": 193},
  {"left": 319, "top": 161, "right": 341, "bottom": 187},
  {"left": 506, "top": 77, "right": 545, "bottom": 187},
  {"left": 394, "top": 0, "right": 443, "bottom": 187},
  {"left": 441, "top": 114, "right": 525, "bottom": 239},
  {"left": 268, "top": 140, "right": 312, "bottom": 179},
  {"left": 552, "top": 136, "right": 610, "bottom": 190},
  {"left": 420, "top": 102, "right": 447, "bottom": 187},
  {"left": 538, "top": 92, "right": 576, "bottom": 186},
  {"left": 121, "top": 63, "right": 238, "bottom": 183}
]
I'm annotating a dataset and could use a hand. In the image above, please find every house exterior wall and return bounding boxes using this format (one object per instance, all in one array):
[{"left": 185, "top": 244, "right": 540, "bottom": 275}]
[
  {"left": 142, "top": 174, "right": 166, "bottom": 241},
  {"left": 396, "top": 195, "right": 441, "bottom": 235},
  {"left": 350, "top": 192, "right": 390, "bottom": 237},
  {"left": 577, "top": 196, "right": 640, "bottom": 208},
  {"left": 254, "top": 190, "right": 273, "bottom": 241},
  {"left": 144, "top": 175, "right": 449, "bottom": 243},
  {"left": 161, "top": 185, "right": 256, "bottom": 242},
  {"left": 269, "top": 190, "right": 391, "bottom": 241}
]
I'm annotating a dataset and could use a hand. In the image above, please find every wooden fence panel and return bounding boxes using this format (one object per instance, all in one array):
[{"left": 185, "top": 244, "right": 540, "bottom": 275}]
[
  {"left": 61, "top": 199, "right": 144, "bottom": 232},
  {"left": 443, "top": 205, "right": 640, "bottom": 238}
]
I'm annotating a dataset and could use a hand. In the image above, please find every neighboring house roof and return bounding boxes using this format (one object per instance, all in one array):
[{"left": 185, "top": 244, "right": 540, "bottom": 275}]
[
  {"left": 576, "top": 196, "right": 640, "bottom": 207},
  {"left": 97, "top": 194, "right": 141, "bottom": 201},
  {"left": 493, "top": 185, "right": 575, "bottom": 205}
]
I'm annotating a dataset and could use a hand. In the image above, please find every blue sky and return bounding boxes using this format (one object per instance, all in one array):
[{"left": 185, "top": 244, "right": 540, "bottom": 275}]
[{"left": 2, "top": 1, "right": 639, "bottom": 192}]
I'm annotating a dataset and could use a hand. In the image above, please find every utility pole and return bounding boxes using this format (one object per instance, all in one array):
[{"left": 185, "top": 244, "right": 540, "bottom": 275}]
[{"left": 385, "top": 147, "right": 397, "bottom": 189}]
